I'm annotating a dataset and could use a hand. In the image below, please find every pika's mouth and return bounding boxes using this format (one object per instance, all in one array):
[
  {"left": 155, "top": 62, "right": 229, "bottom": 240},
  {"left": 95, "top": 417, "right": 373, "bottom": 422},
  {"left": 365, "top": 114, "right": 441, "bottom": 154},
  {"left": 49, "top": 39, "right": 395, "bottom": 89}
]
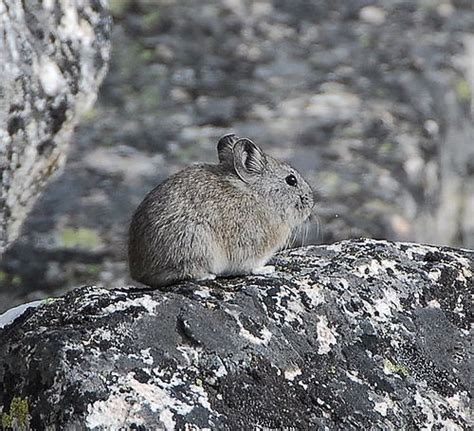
[{"left": 295, "top": 199, "right": 314, "bottom": 218}]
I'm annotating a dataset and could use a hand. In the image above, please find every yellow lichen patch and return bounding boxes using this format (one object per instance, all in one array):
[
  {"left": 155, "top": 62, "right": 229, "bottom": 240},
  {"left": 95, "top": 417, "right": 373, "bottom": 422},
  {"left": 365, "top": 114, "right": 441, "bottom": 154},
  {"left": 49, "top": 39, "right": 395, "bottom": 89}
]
[{"left": 384, "top": 359, "right": 410, "bottom": 377}]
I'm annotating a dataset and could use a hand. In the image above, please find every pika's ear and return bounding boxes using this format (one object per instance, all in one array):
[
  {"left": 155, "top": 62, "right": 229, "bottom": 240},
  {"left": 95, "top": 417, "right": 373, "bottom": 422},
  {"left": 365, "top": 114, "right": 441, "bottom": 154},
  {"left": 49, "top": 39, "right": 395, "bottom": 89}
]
[
  {"left": 233, "top": 138, "right": 266, "bottom": 182},
  {"left": 217, "top": 134, "right": 238, "bottom": 165}
]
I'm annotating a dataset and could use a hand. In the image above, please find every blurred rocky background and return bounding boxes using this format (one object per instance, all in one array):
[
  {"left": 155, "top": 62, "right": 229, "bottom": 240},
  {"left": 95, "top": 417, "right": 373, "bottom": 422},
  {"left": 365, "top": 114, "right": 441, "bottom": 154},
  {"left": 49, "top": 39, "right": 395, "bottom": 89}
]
[{"left": 1, "top": 0, "right": 473, "bottom": 312}]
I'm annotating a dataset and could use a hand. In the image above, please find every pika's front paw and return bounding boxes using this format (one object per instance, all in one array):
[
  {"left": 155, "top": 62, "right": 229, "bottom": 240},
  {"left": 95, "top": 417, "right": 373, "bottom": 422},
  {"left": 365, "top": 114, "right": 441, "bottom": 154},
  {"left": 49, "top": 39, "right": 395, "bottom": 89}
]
[
  {"left": 196, "top": 273, "right": 217, "bottom": 282},
  {"left": 252, "top": 265, "right": 275, "bottom": 275}
]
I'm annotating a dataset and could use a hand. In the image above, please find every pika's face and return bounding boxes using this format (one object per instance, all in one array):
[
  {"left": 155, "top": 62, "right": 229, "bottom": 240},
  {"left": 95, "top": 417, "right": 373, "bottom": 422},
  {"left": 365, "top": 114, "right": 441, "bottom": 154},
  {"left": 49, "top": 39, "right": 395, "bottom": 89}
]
[
  {"left": 218, "top": 135, "right": 315, "bottom": 228},
  {"left": 258, "top": 157, "right": 315, "bottom": 227}
]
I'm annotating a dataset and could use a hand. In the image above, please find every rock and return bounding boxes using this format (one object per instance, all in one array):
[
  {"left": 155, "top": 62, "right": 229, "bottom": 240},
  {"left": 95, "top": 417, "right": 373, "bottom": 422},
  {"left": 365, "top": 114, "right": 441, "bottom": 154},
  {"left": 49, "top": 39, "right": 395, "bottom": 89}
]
[
  {"left": 0, "top": 239, "right": 471, "bottom": 429},
  {"left": 359, "top": 6, "right": 386, "bottom": 25},
  {"left": 2, "top": 0, "right": 474, "bottom": 327},
  {"left": 0, "top": 0, "right": 111, "bottom": 254}
]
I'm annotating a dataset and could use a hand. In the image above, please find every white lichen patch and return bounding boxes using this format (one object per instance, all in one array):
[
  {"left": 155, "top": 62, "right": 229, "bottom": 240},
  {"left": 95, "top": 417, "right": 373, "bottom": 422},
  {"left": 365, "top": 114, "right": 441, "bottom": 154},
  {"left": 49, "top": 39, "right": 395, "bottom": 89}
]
[
  {"left": 456, "top": 265, "right": 472, "bottom": 283},
  {"left": 295, "top": 277, "right": 325, "bottom": 307},
  {"left": 140, "top": 348, "right": 154, "bottom": 366},
  {"left": 413, "top": 389, "right": 468, "bottom": 430},
  {"left": 374, "top": 401, "right": 388, "bottom": 417},
  {"left": 286, "top": 296, "right": 306, "bottom": 321},
  {"left": 86, "top": 392, "right": 145, "bottom": 429},
  {"left": 225, "top": 308, "right": 273, "bottom": 346},
  {"left": 240, "top": 326, "right": 272, "bottom": 346},
  {"left": 87, "top": 370, "right": 215, "bottom": 429},
  {"left": 346, "top": 370, "right": 364, "bottom": 385},
  {"left": 362, "top": 288, "right": 403, "bottom": 323},
  {"left": 397, "top": 242, "right": 440, "bottom": 261},
  {"left": 446, "top": 392, "right": 471, "bottom": 422},
  {"left": 354, "top": 259, "right": 398, "bottom": 279},
  {"left": 103, "top": 295, "right": 159, "bottom": 315},
  {"left": 159, "top": 409, "right": 176, "bottom": 431},
  {"left": 86, "top": 327, "right": 114, "bottom": 346},
  {"left": 262, "top": 284, "right": 307, "bottom": 328},
  {"left": 214, "top": 364, "right": 227, "bottom": 378},
  {"left": 371, "top": 393, "right": 395, "bottom": 418},
  {"left": 37, "top": 56, "right": 66, "bottom": 96},
  {"left": 189, "top": 384, "right": 213, "bottom": 411},
  {"left": 427, "top": 269, "right": 441, "bottom": 281},
  {"left": 427, "top": 299, "right": 441, "bottom": 309},
  {"left": 325, "top": 242, "right": 343, "bottom": 253},
  {"left": 316, "top": 315, "right": 338, "bottom": 354},
  {"left": 284, "top": 367, "right": 302, "bottom": 381},
  {"left": 194, "top": 288, "right": 212, "bottom": 299},
  {"left": 375, "top": 288, "right": 402, "bottom": 319},
  {"left": 177, "top": 344, "right": 203, "bottom": 366}
]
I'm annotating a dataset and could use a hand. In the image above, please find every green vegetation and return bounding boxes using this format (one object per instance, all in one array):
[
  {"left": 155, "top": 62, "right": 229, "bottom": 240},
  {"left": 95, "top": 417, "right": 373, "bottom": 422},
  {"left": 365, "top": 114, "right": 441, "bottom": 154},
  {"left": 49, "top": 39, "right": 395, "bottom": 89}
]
[
  {"left": 84, "top": 264, "right": 102, "bottom": 276},
  {"left": 359, "top": 34, "right": 371, "bottom": 49},
  {"left": 82, "top": 107, "right": 98, "bottom": 121},
  {"left": 140, "top": 49, "right": 154, "bottom": 62},
  {"left": 107, "top": 0, "right": 132, "bottom": 17},
  {"left": 58, "top": 227, "right": 103, "bottom": 250},
  {"left": 455, "top": 78, "right": 471, "bottom": 103},
  {"left": 380, "top": 142, "right": 393, "bottom": 153},
  {"left": 1, "top": 397, "right": 30, "bottom": 429},
  {"left": 143, "top": 10, "right": 161, "bottom": 30},
  {"left": 42, "top": 297, "right": 59, "bottom": 305},
  {"left": 12, "top": 275, "right": 22, "bottom": 286}
]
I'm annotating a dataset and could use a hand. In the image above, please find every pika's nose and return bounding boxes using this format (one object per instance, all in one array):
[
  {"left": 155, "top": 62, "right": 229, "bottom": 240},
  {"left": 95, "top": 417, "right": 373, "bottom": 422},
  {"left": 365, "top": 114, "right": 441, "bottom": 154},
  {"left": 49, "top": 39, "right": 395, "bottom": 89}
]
[{"left": 300, "top": 193, "right": 314, "bottom": 207}]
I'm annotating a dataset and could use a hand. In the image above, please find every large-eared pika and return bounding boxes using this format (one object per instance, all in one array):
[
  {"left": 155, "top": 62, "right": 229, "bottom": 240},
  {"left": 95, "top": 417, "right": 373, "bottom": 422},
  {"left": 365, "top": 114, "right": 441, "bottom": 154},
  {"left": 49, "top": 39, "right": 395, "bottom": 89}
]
[{"left": 128, "top": 135, "right": 314, "bottom": 287}]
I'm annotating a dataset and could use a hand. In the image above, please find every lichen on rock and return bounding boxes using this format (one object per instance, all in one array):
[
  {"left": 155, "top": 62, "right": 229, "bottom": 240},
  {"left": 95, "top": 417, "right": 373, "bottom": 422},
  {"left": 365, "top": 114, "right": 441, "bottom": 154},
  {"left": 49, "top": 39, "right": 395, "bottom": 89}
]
[{"left": 0, "top": 239, "right": 471, "bottom": 429}]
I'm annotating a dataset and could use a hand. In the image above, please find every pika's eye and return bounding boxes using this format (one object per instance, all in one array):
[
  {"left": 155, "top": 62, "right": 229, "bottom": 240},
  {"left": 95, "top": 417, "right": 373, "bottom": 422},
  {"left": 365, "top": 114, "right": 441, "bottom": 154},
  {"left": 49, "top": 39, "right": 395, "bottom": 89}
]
[{"left": 285, "top": 174, "right": 298, "bottom": 186}]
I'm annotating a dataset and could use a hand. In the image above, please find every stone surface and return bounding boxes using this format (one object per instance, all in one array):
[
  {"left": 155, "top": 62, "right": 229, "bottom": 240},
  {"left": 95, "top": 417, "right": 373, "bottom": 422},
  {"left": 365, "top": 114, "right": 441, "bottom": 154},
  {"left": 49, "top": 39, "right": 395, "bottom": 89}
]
[
  {"left": 0, "top": 0, "right": 111, "bottom": 254},
  {"left": 0, "top": 239, "right": 472, "bottom": 429}
]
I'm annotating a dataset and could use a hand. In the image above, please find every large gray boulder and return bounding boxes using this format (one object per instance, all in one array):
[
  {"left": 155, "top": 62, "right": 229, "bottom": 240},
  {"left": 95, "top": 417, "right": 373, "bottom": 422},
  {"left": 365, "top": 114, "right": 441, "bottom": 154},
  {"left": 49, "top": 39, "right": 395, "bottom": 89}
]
[
  {"left": 0, "top": 0, "right": 111, "bottom": 254},
  {"left": 0, "top": 239, "right": 471, "bottom": 429}
]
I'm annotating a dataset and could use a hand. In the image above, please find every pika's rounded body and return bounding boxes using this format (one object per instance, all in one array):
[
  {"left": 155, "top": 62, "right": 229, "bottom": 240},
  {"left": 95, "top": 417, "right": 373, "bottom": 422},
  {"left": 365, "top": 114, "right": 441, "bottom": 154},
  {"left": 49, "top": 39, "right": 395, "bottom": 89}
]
[{"left": 128, "top": 135, "right": 314, "bottom": 287}]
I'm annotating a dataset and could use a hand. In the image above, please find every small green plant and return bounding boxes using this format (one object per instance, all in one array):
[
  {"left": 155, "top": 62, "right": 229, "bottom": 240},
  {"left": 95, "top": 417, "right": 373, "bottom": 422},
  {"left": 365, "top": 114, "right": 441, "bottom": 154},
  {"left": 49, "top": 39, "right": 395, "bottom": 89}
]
[{"left": 1, "top": 397, "right": 30, "bottom": 429}]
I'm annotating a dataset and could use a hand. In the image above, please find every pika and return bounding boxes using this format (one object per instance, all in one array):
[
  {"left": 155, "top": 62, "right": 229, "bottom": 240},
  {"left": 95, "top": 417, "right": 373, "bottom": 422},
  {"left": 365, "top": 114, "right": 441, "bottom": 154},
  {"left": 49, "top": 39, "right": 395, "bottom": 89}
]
[{"left": 128, "top": 135, "right": 314, "bottom": 287}]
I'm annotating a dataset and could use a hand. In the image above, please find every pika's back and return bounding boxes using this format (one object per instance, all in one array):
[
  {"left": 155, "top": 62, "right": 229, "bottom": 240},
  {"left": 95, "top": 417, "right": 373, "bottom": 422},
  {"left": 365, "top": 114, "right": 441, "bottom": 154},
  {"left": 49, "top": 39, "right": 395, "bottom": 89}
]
[{"left": 132, "top": 164, "right": 247, "bottom": 226}]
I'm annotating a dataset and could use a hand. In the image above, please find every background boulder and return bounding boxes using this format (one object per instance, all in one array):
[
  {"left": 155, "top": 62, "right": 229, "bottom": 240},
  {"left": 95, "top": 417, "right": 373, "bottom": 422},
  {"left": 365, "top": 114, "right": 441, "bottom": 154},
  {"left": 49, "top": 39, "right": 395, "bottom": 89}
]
[
  {"left": 0, "top": 239, "right": 471, "bottom": 429},
  {"left": 0, "top": 0, "right": 111, "bottom": 254}
]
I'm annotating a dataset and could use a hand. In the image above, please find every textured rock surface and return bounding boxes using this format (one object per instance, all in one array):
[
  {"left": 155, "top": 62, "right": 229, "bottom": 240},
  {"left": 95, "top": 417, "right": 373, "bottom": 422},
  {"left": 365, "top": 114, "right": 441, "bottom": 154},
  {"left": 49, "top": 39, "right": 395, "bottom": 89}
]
[
  {"left": 0, "top": 239, "right": 472, "bottom": 429},
  {"left": 0, "top": 0, "right": 111, "bottom": 254},
  {"left": 1, "top": 0, "right": 473, "bottom": 312}
]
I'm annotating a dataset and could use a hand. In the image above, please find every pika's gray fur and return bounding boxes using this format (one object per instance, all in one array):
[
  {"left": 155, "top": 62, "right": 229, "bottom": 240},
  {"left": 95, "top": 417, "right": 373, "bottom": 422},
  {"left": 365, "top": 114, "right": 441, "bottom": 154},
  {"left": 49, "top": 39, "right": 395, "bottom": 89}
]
[{"left": 128, "top": 135, "right": 314, "bottom": 287}]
